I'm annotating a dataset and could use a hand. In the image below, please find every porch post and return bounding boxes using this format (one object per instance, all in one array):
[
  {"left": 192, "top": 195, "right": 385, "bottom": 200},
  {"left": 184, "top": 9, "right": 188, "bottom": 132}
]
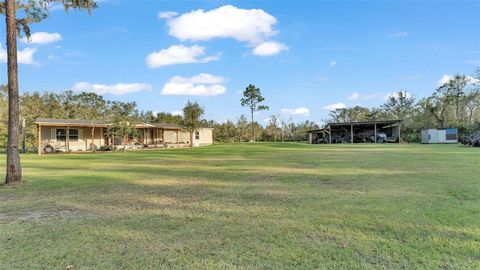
[
  {"left": 329, "top": 126, "right": 332, "bottom": 144},
  {"left": 176, "top": 130, "right": 179, "bottom": 143},
  {"left": 92, "top": 126, "right": 96, "bottom": 152},
  {"left": 66, "top": 126, "right": 70, "bottom": 152},
  {"left": 37, "top": 125, "right": 42, "bottom": 155},
  {"left": 398, "top": 123, "right": 401, "bottom": 143},
  {"left": 143, "top": 129, "right": 146, "bottom": 144},
  {"left": 350, "top": 124, "right": 353, "bottom": 143},
  {"left": 374, "top": 123, "right": 377, "bottom": 143},
  {"left": 162, "top": 129, "right": 165, "bottom": 142}
]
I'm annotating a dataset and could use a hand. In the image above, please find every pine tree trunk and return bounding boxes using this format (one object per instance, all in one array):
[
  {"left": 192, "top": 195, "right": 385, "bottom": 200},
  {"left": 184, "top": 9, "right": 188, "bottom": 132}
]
[
  {"left": 251, "top": 109, "right": 255, "bottom": 142},
  {"left": 5, "top": 0, "right": 22, "bottom": 184}
]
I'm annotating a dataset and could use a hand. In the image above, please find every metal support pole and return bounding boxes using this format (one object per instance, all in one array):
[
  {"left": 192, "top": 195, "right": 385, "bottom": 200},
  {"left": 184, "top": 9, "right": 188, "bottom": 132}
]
[
  {"left": 37, "top": 125, "right": 42, "bottom": 155},
  {"left": 350, "top": 124, "right": 353, "bottom": 143}
]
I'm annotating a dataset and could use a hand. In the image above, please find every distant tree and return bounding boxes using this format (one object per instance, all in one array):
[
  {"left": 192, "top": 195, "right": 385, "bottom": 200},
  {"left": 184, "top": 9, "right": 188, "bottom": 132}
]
[
  {"left": 266, "top": 115, "right": 281, "bottom": 142},
  {"left": 328, "top": 106, "right": 371, "bottom": 123},
  {"left": 240, "top": 84, "right": 269, "bottom": 142},
  {"left": 109, "top": 102, "right": 139, "bottom": 152},
  {"left": 381, "top": 91, "right": 415, "bottom": 120},
  {"left": 1, "top": 0, "right": 97, "bottom": 184},
  {"left": 236, "top": 115, "right": 249, "bottom": 142},
  {"left": 182, "top": 101, "right": 205, "bottom": 148},
  {"left": 437, "top": 75, "right": 469, "bottom": 124},
  {"left": 155, "top": 112, "right": 183, "bottom": 125}
]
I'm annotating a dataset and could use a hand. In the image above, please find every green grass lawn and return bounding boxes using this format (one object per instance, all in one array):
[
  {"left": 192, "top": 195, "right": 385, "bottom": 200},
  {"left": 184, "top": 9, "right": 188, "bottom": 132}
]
[{"left": 0, "top": 143, "right": 479, "bottom": 269}]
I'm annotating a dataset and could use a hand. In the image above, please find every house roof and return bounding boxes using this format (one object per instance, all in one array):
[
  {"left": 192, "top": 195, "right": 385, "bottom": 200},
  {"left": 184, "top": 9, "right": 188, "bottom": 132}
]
[{"left": 35, "top": 118, "right": 183, "bottom": 129}]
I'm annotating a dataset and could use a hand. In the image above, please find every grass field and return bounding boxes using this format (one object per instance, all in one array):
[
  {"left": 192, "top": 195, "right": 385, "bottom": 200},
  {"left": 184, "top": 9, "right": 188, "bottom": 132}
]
[{"left": 0, "top": 143, "right": 479, "bottom": 269}]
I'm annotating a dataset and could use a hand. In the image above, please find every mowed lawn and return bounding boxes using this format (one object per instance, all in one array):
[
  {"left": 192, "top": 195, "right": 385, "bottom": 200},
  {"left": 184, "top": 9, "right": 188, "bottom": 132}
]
[{"left": 0, "top": 143, "right": 479, "bottom": 269}]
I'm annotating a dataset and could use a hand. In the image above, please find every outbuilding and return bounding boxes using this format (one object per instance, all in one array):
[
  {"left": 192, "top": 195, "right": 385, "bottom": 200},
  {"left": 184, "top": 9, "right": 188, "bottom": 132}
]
[
  {"left": 421, "top": 128, "right": 457, "bottom": 144},
  {"left": 308, "top": 120, "right": 402, "bottom": 144}
]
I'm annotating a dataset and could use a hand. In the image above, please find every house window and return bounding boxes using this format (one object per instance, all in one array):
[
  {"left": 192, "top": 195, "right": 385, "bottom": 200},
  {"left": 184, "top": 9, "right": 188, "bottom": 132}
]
[
  {"left": 195, "top": 131, "right": 200, "bottom": 140},
  {"left": 56, "top": 128, "right": 79, "bottom": 141}
]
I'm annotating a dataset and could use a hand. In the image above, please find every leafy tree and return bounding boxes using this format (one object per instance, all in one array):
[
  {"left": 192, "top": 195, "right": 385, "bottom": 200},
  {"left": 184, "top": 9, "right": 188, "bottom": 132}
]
[
  {"left": 240, "top": 84, "right": 269, "bottom": 142},
  {"left": 381, "top": 91, "right": 415, "bottom": 120},
  {"left": 155, "top": 112, "right": 183, "bottom": 125},
  {"left": 108, "top": 101, "right": 139, "bottom": 152},
  {"left": 437, "top": 75, "right": 469, "bottom": 124},
  {"left": 182, "top": 101, "right": 205, "bottom": 148},
  {"left": 1, "top": 0, "right": 96, "bottom": 184},
  {"left": 236, "top": 115, "right": 249, "bottom": 142},
  {"left": 328, "top": 106, "right": 371, "bottom": 123},
  {"left": 266, "top": 115, "right": 281, "bottom": 142}
]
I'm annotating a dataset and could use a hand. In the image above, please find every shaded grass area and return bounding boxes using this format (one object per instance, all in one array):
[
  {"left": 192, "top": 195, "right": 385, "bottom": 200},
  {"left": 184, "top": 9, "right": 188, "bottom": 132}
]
[{"left": 0, "top": 143, "right": 479, "bottom": 269}]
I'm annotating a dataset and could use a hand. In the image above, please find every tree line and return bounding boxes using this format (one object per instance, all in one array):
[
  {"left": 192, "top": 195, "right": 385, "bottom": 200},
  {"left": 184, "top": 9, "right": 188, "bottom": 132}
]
[
  {"left": 325, "top": 71, "right": 480, "bottom": 142},
  {"left": 0, "top": 88, "right": 206, "bottom": 151},
  {"left": 1, "top": 69, "right": 478, "bottom": 152}
]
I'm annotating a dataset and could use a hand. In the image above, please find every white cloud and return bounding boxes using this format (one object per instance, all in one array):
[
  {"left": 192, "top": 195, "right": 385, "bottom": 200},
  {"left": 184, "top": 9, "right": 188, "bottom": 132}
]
[
  {"left": 329, "top": 61, "right": 336, "bottom": 68},
  {"left": 437, "top": 74, "right": 480, "bottom": 87},
  {"left": 348, "top": 92, "right": 384, "bottom": 101},
  {"left": 158, "top": 11, "right": 178, "bottom": 19},
  {"left": 146, "top": 44, "right": 220, "bottom": 68},
  {"left": 384, "top": 90, "right": 413, "bottom": 100},
  {"left": 388, "top": 31, "right": 409, "bottom": 38},
  {"left": 161, "top": 73, "right": 226, "bottom": 96},
  {"left": 20, "top": 32, "right": 62, "bottom": 45},
  {"left": 171, "top": 110, "right": 183, "bottom": 116},
  {"left": 323, "top": 102, "right": 346, "bottom": 111},
  {"left": 281, "top": 107, "right": 310, "bottom": 116},
  {"left": 0, "top": 43, "right": 37, "bottom": 65},
  {"left": 164, "top": 5, "right": 277, "bottom": 43},
  {"left": 252, "top": 41, "right": 288, "bottom": 56},
  {"left": 162, "top": 5, "right": 287, "bottom": 56},
  {"left": 72, "top": 82, "right": 152, "bottom": 95}
]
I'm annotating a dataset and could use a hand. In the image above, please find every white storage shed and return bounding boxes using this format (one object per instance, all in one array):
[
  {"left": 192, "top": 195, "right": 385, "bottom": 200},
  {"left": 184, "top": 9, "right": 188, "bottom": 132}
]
[{"left": 421, "top": 128, "right": 457, "bottom": 144}]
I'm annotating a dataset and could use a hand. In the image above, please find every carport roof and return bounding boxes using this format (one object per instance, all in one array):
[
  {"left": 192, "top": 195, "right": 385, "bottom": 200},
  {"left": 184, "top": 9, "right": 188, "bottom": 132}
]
[
  {"left": 308, "top": 119, "right": 402, "bottom": 133},
  {"left": 327, "top": 119, "right": 402, "bottom": 127}
]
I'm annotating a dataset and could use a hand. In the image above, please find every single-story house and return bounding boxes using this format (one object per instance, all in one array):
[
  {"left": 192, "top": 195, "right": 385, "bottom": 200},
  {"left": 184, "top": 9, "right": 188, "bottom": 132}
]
[{"left": 34, "top": 118, "right": 213, "bottom": 154}]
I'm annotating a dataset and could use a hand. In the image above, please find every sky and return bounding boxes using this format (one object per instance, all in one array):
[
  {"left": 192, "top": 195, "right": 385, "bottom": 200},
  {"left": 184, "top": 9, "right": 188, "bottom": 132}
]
[{"left": 0, "top": 0, "right": 479, "bottom": 125}]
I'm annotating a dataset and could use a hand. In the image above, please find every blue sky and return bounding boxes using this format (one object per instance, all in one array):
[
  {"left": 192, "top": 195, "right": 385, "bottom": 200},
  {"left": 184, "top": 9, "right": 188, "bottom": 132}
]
[{"left": 1, "top": 0, "right": 479, "bottom": 124}]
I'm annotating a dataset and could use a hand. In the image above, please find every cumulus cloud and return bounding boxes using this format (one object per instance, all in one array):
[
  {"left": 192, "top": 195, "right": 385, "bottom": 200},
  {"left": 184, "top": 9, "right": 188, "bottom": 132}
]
[
  {"left": 160, "top": 5, "right": 286, "bottom": 56},
  {"left": 20, "top": 32, "right": 62, "bottom": 45},
  {"left": 163, "top": 5, "right": 277, "bottom": 43},
  {"left": 329, "top": 61, "right": 337, "bottom": 68},
  {"left": 146, "top": 45, "right": 220, "bottom": 68},
  {"left": 252, "top": 41, "right": 288, "bottom": 56},
  {"left": 72, "top": 82, "right": 152, "bottom": 95},
  {"left": 158, "top": 11, "right": 178, "bottom": 19},
  {"left": 281, "top": 107, "right": 310, "bottom": 116},
  {"left": 323, "top": 102, "right": 346, "bottom": 111},
  {"left": 161, "top": 73, "right": 226, "bottom": 96},
  {"left": 384, "top": 90, "right": 413, "bottom": 100},
  {"left": 437, "top": 74, "right": 480, "bottom": 87},
  {"left": 348, "top": 92, "right": 384, "bottom": 101},
  {"left": 0, "top": 43, "right": 37, "bottom": 65},
  {"left": 171, "top": 110, "right": 183, "bottom": 116}
]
